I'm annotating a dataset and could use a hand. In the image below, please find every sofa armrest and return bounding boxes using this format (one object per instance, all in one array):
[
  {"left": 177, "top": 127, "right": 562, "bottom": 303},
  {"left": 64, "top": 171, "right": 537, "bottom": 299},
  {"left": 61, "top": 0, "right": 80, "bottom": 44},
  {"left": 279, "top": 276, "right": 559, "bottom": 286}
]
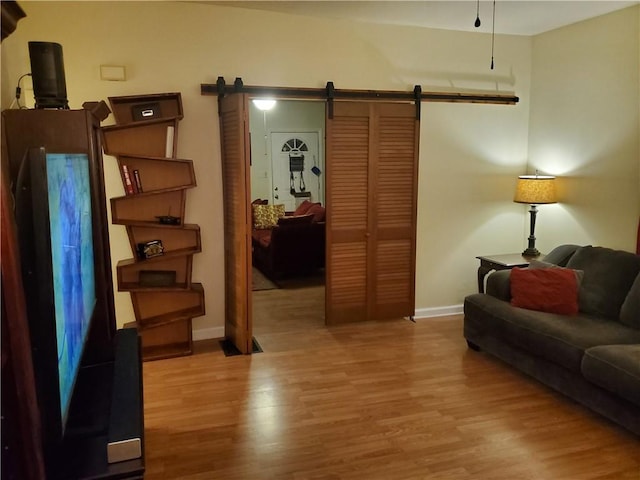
[{"left": 486, "top": 269, "right": 512, "bottom": 301}]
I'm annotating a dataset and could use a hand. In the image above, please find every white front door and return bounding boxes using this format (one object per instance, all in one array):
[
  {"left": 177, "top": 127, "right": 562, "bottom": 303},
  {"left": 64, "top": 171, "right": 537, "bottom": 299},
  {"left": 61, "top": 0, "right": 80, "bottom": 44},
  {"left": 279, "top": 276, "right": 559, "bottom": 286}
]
[{"left": 270, "top": 132, "right": 323, "bottom": 211}]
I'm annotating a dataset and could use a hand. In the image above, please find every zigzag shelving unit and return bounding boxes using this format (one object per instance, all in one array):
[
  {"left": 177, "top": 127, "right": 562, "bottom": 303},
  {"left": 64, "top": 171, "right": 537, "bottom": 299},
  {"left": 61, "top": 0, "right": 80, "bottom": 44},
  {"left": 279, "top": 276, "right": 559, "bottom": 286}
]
[{"left": 102, "top": 92, "right": 205, "bottom": 361}]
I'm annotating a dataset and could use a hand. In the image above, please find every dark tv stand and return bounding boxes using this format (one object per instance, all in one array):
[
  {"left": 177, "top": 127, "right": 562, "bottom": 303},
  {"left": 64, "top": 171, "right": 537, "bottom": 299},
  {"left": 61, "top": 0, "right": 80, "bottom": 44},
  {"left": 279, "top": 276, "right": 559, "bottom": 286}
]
[
  {"left": 58, "top": 328, "right": 145, "bottom": 480},
  {"left": 1, "top": 108, "right": 140, "bottom": 479}
]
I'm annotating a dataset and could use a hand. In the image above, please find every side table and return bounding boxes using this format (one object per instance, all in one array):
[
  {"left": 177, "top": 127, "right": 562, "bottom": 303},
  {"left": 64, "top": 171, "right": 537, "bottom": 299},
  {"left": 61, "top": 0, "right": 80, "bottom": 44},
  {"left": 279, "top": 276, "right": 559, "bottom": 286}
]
[{"left": 476, "top": 253, "right": 537, "bottom": 293}]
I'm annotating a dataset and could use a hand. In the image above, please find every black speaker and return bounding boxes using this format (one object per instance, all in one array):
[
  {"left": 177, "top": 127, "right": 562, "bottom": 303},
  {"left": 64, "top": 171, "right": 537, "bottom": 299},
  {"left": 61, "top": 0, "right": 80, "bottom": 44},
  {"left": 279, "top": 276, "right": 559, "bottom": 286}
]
[{"left": 28, "top": 41, "right": 68, "bottom": 109}]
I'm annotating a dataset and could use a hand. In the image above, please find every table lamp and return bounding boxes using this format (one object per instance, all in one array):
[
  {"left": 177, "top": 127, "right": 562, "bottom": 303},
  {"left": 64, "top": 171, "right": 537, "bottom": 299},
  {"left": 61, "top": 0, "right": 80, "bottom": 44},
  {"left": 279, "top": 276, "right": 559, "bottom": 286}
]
[{"left": 514, "top": 174, "right": 558, "bottom": 257}]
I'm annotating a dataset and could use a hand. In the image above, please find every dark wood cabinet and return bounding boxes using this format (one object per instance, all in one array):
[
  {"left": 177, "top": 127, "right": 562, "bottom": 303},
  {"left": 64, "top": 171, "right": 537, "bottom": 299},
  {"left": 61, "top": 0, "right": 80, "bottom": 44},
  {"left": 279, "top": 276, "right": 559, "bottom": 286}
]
[{"left": 1, "top": 107, "right": 144, "bottom": 479}]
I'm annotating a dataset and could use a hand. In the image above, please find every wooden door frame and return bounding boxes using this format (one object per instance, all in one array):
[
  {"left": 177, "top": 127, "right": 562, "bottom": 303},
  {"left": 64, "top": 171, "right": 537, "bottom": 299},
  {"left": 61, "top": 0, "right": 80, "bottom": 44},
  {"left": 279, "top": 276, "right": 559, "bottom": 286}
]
[{"left": 218, "top": 93, "right": 254, "bottom": 354}]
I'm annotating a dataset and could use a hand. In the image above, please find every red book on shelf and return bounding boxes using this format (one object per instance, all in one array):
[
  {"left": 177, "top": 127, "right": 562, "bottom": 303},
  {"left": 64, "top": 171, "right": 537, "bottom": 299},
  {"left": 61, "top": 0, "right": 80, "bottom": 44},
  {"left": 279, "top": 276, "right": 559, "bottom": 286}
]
[{"left": 121, "top": 165, "right": 135, "bottom": 195}]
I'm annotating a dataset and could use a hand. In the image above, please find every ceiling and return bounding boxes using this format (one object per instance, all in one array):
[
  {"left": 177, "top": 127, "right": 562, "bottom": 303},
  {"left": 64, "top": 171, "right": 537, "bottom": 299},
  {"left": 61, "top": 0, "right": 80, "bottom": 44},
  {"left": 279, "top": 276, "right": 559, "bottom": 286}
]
[{"left": 208, "top": 1, "right": 638, "bottom": 36}]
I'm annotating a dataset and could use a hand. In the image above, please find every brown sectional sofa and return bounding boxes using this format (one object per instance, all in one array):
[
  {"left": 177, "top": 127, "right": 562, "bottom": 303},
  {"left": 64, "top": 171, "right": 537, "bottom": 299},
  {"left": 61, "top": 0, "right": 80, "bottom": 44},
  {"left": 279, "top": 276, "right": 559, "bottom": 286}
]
[{"left": 251, "top": 200, "right": 326, "bottom": 280}]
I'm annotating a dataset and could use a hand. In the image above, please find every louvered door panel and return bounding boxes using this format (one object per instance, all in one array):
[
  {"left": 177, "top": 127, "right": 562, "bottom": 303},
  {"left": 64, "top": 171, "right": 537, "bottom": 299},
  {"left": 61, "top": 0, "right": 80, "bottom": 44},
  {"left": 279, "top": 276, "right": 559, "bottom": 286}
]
[
  {"left": 331, "top": 243, "right": 367, "bottom": 308},
  {"left": 219, "top": 94, "right": 253, "bottom": 353},
  {"left": 326, "top": 104, "right": 370, "bottom": 323},
  {"left": 373, "top": 240, "right": 413, "bottom": 318},
  {"left": 377, "top": 116, "right": 416, "bottom": 229},
  {"left": 326, "top": 101, "right": 418, "bottom": 324},
  {"left": 372, "top": 106, "right": 418, "bottom": 319}
]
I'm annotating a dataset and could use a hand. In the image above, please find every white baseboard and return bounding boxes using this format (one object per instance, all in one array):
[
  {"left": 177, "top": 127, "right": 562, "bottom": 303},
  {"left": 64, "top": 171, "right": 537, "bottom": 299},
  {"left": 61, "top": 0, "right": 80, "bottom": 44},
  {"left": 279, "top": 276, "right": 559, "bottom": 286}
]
[
  {"left": 192, "top": 326, "right": 225, "bottom": 341},
  {"left": 413, "top": 305, "right": 463, "bottom": 319}
]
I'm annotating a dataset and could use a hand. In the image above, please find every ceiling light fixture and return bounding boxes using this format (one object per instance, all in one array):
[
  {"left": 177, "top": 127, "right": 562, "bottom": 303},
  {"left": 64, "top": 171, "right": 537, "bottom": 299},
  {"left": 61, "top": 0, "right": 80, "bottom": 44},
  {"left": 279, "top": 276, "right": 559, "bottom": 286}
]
[{"left": 252, "top": 99, "right": 276, "bottom": 111}]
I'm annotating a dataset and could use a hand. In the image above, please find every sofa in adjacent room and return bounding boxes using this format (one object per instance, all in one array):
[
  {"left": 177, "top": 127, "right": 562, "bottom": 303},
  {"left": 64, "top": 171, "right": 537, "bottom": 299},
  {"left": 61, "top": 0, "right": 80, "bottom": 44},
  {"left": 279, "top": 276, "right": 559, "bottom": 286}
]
[
  {"left": 251, "top": 200, "right": 326, "bottom": 280},
  {"left": 464, "top": 245, "right": 640, "bottom": 435}
]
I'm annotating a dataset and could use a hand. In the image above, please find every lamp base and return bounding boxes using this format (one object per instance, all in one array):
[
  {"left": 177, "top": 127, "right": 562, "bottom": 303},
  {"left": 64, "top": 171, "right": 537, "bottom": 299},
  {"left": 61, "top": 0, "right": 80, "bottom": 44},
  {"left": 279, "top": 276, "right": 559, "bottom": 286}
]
[{"left": 522, "top": 247, "right": 541, "bottom": 257}]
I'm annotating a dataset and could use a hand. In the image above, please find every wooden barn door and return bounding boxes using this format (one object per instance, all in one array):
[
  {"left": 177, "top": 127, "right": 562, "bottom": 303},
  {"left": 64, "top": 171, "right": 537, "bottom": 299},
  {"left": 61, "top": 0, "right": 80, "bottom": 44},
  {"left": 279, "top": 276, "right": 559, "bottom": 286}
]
[
  {"left": 219, "top": 93, "right": 253, "bottom": 353},
  {"left": 325, "top": 101, "right": 419, "bottom": 324}
]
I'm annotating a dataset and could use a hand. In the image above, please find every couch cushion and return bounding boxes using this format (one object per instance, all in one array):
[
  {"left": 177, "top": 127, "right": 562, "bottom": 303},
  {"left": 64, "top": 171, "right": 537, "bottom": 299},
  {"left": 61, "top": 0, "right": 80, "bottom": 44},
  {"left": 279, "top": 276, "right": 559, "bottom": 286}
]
[
  {"left": 510, "top": 267, "right": 579, "bottom": 315},
  {"left": 542, "top": 244, "right": 582, "bottom": 266},
  {"left": 527, "top": 258, "right": 585, "bottom": 286},
  {"left": 566, "top": 246, "right": 640, "bottom": 319},
  {"left": 277, "top": 213, "right": 314, "bottom": 226},
  {"left": 464, "top": 293, "right": 640, "bottom": 372},
  {"left": 582, "top": 344, "right": 640, "bottom": 407},
  {"left": 619, "top": 273, "right": 640, "bottom": 329}
]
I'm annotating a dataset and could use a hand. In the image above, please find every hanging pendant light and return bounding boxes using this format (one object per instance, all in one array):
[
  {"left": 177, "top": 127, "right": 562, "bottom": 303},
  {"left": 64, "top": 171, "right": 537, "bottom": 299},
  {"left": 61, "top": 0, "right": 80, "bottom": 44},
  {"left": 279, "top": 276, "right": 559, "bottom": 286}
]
[
  {"left": 490, "top": 0, "right": 496, "bottom": 70},
  {"left": 474, "top": 0, "right": 481, "bottom": 27},
  {"left": 472, "top": 0, "right": 497, "bottom": 70}
]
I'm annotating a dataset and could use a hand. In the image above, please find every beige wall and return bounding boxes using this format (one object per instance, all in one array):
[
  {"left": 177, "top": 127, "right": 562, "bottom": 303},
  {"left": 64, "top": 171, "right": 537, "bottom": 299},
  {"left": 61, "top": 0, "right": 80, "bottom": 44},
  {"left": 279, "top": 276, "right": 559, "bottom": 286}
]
[
  {"left": 3, "top": 2, "right": 633, "bottom": 335},
  {"left": 528, "top": 6, "right": 640, "bottom": 253}
]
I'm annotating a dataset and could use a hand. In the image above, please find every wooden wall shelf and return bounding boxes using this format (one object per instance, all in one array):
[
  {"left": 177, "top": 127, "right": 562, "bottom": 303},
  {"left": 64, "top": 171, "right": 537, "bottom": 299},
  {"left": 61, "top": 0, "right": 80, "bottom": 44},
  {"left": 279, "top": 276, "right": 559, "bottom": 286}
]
[
  {"left": 108, "top": 92, "right": 183, "bottom": 125},
  {"left": 105, "top": 92, "right": 204, "bottom": 361},
  {"left": 117, "top": 255, "right": 193, "bottom": 291},
  {"left": 139, "top": 319, "right": 193, "bottom": 361},
  {"left": 102, "top": 119, "right": 179, "bottom": 158},
  {"left": 127, "top": 224, "right": 201, "bottom": 256},
  {"left": 116, "top": 155, "right": 196, "bottom": 193},
  {"left": 111, "top": 189, "right": 187, "bottom": 225},
  {"left": 133, "top": 283, "right": 205, "bottom": 327}
]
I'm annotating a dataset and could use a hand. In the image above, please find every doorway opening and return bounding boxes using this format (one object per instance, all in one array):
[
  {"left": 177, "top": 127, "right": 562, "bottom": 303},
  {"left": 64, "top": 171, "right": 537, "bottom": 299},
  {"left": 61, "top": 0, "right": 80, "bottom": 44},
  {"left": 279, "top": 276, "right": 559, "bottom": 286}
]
[{"left": 248, "top": 99, "right": 326, "bottom": 338}]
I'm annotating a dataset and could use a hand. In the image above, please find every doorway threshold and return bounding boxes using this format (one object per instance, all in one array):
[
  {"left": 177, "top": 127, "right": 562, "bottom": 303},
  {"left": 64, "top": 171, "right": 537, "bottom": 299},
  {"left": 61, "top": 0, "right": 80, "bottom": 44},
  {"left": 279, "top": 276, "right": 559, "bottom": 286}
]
[{"left": 220, "top": 337, "right": 263, "bottom": 356}]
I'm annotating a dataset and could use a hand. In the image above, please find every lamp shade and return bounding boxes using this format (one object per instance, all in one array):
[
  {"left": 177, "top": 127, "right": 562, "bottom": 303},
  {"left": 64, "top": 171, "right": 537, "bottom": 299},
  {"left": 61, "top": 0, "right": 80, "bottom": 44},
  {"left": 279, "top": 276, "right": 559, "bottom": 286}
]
[{"left": 514, "top": 175, "right": 558, "bottom": 204}]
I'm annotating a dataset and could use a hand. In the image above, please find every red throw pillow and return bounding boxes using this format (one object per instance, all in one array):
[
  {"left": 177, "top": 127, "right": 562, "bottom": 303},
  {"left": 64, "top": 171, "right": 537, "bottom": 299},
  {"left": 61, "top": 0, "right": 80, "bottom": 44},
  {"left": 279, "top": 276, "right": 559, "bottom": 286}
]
[
  {"left": 306, "top": 204, "right": 326, "bottom": 223},
  {"left": 510, "top": 267, "right": 579, "bottom": 315},
  {"left": 293, "top": 200, "right": 317, "bottom": 216}
]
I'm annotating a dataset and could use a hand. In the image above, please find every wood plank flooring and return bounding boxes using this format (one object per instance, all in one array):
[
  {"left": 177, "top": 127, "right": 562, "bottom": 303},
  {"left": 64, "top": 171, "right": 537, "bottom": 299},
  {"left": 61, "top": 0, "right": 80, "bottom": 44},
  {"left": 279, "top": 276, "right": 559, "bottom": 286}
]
[{"left": 142, "top": 285, "right": 639, "bottom": 479}]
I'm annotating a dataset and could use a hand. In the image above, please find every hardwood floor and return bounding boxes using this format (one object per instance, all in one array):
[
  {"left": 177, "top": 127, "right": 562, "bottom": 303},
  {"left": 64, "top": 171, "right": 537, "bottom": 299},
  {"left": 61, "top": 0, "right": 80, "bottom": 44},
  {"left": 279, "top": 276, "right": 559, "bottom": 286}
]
[{"left": 142, "top": 285, "right": 639, "bottom": 479}]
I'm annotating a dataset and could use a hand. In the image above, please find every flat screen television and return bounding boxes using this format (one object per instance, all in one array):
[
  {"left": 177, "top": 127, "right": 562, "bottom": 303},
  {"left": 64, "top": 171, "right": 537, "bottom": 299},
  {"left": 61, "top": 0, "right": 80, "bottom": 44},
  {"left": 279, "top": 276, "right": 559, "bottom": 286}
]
[{"left": 14, "top": 147, "right": 96, "bottom": 462}]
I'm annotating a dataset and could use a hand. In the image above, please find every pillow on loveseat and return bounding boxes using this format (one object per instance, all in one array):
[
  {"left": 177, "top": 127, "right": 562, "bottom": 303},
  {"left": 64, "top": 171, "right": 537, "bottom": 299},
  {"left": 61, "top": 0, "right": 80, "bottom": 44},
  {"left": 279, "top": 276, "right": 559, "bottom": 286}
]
[
  {"left": 541, "top": 244, "right": 582, "bottom": 266},
  {"left": 510, "top": 267, "right": 580, "bottom": 315},
  {"left": 566, "top": 246, "right": 640, "bottom": 319},
  {"left": 253, "top": 204, "right": 285, "bottom": 229},
  {"left": 292, "top": 200, "right": 326, "bottom": 223},
  {"left": 306, "top": 204, "right": 326, "bottom": 222},
  {"left": 293, "top": 200, "right": 319, "bottom": 216}
]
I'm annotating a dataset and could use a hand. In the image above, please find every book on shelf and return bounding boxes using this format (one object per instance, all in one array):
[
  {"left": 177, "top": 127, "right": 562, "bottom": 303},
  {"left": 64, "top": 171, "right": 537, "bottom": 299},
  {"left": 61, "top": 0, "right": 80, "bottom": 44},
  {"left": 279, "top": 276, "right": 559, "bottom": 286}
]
[
  {"left": 133, "top": 169, "right": 143, "bottom": 193},
  {"left": 121, "top": 165, "right": 135, "bottom": 195},
  {"left": 165, "top": 125, "right": 175, "bottom": 158}
]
